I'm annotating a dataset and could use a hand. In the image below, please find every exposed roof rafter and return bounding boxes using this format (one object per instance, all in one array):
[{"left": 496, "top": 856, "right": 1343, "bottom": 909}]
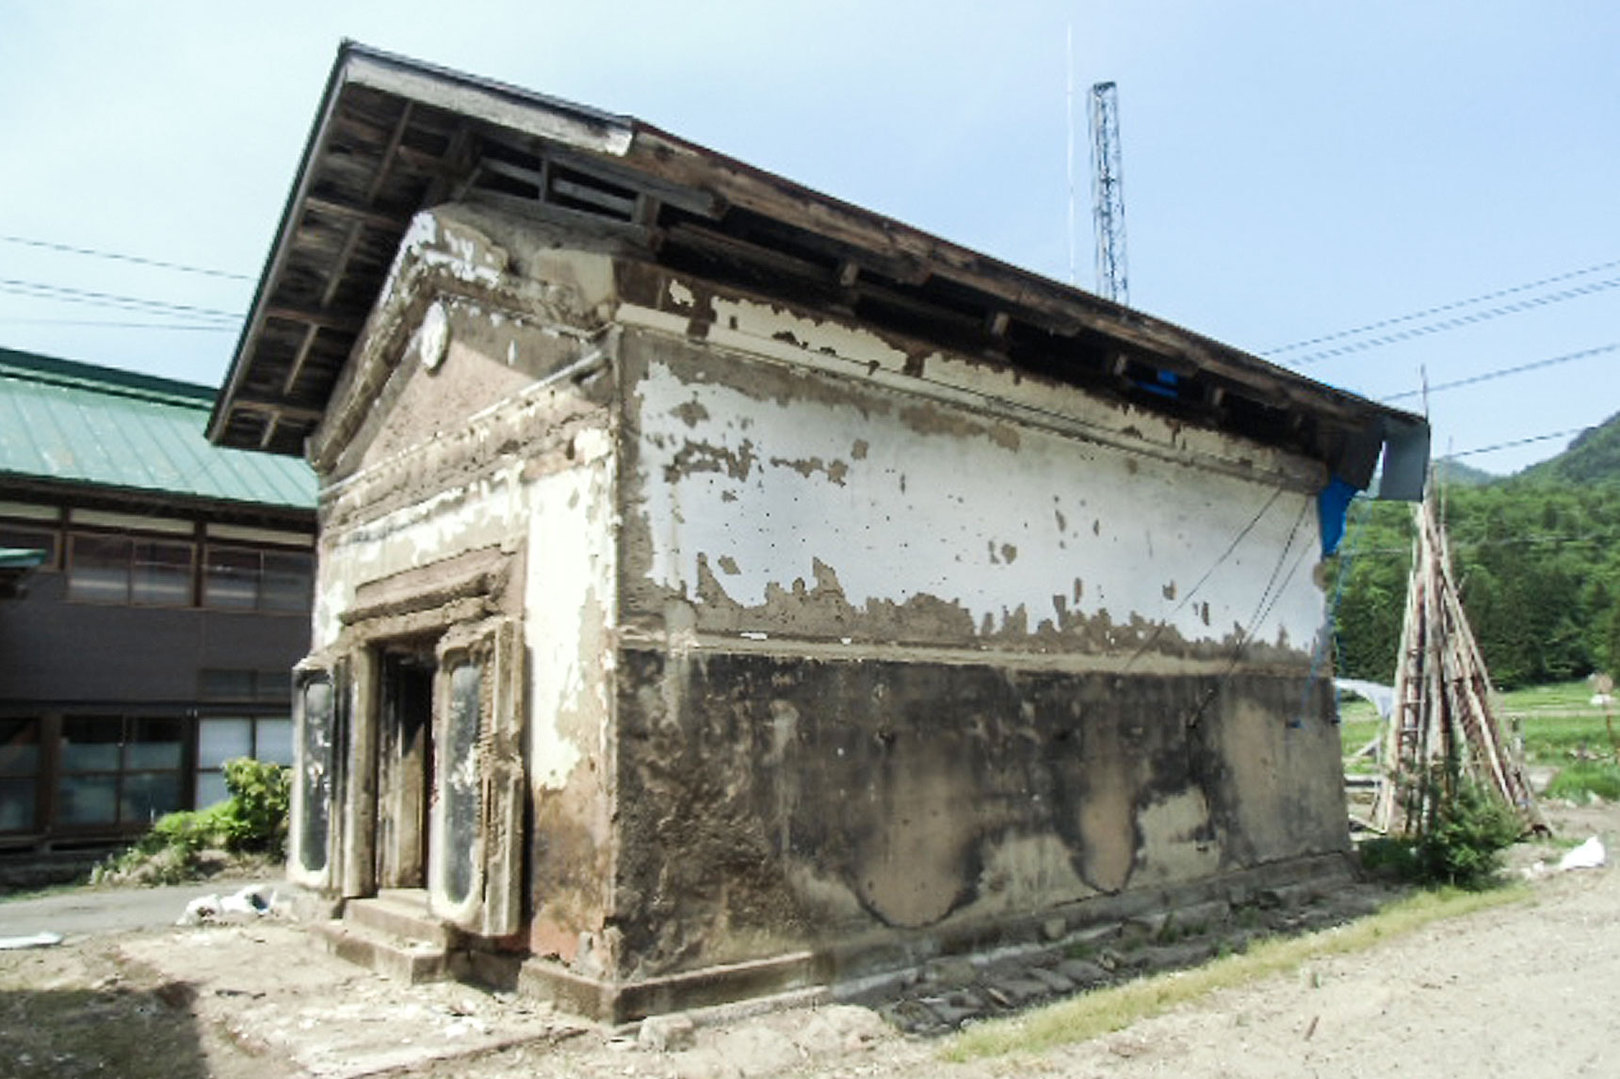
[{"left": 209, "top": 41, "right": 1426, "bottom": 496}]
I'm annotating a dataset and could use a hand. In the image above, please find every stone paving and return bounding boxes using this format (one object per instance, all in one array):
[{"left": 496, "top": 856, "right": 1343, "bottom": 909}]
[{"left": 862, "top": 881, "right": 1395, "bottom": 1036}]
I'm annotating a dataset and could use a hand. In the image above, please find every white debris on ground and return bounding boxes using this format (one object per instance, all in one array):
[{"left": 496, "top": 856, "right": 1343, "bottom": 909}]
[
  {"left": 1558, "top": 836, "right": 1606, "bottom": 871},
  {"left": 176, "top": 883, "right": 277, "bottom": 926},
  {"left": 1524, "top": 835, "right": 1608, "bottom": 879},
  {"left": 0, "top": 930, "right": 63, "bottom": 950}
]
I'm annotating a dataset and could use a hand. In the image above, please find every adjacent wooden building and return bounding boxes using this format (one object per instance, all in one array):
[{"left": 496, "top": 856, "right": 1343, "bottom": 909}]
[{"left": 0, "top": 349, "right": 316, "bottom": 850}]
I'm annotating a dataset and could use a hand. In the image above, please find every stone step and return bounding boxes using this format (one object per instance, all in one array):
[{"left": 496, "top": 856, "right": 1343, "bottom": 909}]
[
  {"left": 311, "top": 917, "right": 452, "bottom": 985},
  {"left": 344, "top": 891, "right": 459, "bottom": 949}
]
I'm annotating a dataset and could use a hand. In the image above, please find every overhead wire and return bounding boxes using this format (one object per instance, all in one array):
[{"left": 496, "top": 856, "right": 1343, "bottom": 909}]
[
  {"left": 1283, "top": 275, "right": 1620, "bottom": 366},
  {"left": 0, "top": 316, "right": 236, "bottom": 332},
  {"left": 1265, "top": 256, "right": 1620, "bottom": 357},
  {"left": 0, "top": 234, "right": 253, "bottom": 281},
  {"left": 1441, "top": 429, "right": 1587, "bottom": 461},
  {"left": 1380, "top": 343, "right": 1619, "bottom": 403},
  {"left": 1186, "top": 496, "right": 1316, "bottom": 728},
  {"left": 0, "top": 278, "right": 242, "bottom": 322},
  {"left": 1119, "top": 485, "right": 1289, "bottom": 674}
]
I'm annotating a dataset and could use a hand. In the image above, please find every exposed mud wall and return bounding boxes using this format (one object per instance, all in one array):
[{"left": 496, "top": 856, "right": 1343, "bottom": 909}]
[{"left": 611, "top": 648, "right": 1344, "bottom": 979}]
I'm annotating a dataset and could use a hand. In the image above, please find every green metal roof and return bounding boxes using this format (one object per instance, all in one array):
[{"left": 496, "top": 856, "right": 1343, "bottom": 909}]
[{"left": 0, "top": 348, "right": 315, "bottom": 510}]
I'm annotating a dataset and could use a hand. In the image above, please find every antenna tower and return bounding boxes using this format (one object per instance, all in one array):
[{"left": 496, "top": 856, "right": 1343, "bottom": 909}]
[{"left": 1089, "top": 81, "right": 1129, "bottom": 304}]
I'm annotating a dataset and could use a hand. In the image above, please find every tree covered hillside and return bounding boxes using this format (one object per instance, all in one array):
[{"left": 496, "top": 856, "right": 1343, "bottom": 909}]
[{"left": 1334, "top": 413, "right": 1620, "bottom": 687}]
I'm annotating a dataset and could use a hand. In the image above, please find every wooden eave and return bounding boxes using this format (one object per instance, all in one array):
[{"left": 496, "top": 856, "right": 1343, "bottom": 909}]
[{"left": 210, "top": 42, "right": 1425, "bottom": 492}]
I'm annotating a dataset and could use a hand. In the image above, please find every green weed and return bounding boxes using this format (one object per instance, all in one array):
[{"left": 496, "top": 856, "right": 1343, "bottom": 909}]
[{"left": 1546, "top": 761, "right": 1620, "bottom": 803}]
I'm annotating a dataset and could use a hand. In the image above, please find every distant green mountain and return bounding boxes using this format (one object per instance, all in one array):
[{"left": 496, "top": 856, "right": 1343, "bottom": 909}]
[
  {"left": 1334, "top": 407, "right": 1620, "bottom": 689},
  {"left": 1430, "top": 459, "right": 1499, "bottom": 488},
  {"left": 1517, "top": 412, "right": 1620, "bottom": 485}
]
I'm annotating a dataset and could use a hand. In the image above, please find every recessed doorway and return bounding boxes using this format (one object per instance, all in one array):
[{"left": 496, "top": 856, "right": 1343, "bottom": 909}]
[{"left": 376, "top": 644, "right": 435, "bottom": 889}]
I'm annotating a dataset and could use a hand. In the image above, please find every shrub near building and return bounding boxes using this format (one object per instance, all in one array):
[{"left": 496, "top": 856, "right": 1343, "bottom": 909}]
[{"left": 93, "top": 758, "right": 291, "bottom": 885}]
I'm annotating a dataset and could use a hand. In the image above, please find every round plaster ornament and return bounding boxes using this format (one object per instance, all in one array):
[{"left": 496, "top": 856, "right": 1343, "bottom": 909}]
[{"left": 419, "top": 301, "right": 450, "bottom": 370}]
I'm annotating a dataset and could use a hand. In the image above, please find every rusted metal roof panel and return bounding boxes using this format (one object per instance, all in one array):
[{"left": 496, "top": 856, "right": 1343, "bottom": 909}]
[{"left": 0, "top": 348, "right": 315, "bottom": 509}]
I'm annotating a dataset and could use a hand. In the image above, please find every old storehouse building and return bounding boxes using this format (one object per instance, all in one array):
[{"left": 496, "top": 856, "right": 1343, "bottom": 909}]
[
  {"left": 0, "top": 349, "right": 315, "bottom": 851},
  {"left": 209, "top": 45, "right": 1428, "bottom": 1019}
]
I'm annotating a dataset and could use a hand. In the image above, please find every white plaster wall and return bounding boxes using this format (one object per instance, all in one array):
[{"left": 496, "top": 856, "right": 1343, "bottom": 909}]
[
  {"left": 524, "top": 430, "right": 616, "bottom": 791},
  {"left": 632, "top": 350, "right": 1326, "bottom": 655},
  {"left": 313, "top": 463, "right": 532, "bottom": 652}
]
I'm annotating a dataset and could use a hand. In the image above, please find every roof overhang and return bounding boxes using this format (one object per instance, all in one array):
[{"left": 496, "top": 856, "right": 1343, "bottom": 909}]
[{"left": 210, "top": 42, "right": 1428, "bottom": 498}]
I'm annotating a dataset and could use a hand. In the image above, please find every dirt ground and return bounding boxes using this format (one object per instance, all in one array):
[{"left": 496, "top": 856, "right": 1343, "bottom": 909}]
[{"left": 3, "top": 800, "right": 1616, "bottom": 1079}]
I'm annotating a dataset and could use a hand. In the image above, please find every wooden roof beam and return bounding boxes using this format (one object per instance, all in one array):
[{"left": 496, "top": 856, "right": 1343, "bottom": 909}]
[
  {"left": 265, "top": 304, "right": 367, "bottom": 334},
  {"left": 367, "top": 102, "right": 415, "bottom": 204},
  {"left": 230, "top": 397, "right": 326, "bottom": 423},
  {"left": 282, "top": 323, "right": 322, "bottom": 397},
  {"left": 304, "top": 193, "right": 412, "bottom": 231}
]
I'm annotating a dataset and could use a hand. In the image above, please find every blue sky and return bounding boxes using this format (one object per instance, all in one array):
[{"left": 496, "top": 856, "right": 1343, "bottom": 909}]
[{"left": 2, "top": 1, "right": 1616, "bottom": 473}]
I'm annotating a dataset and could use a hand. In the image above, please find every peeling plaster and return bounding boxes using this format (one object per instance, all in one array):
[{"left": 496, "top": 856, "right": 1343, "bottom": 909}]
[
  {"left": 315, "top": 463, "right": 531, "bottom": 650},
  {"left": 525, "top": 460, "right": 616, "bottom": 791},
  {"left": 630, "top": 349, "right": 1325, "bottom": 654}
]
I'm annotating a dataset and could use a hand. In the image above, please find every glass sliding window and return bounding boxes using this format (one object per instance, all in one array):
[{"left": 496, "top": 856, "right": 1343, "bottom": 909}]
[
  {"left": 57, "top": 716, "right": 122, "bottom": 825},
  {"left": 58, "top": 715, "right": 186, "bottom": 828},
  {"left": 125, "top": 717, "right": 184, "bottom": 770},
  {"left": 68, "top": 534, "right": 195, "bottom": 606},
  {"left": 121, "top": 717, "right": 184, "bottom": 823},
  {"left": 203, "top": 547, "right": 260, "bottom": 609},
  {"left": 68, "top": 535, "right": 131, "bottom": 603},
  {"left": 131, "top": 540, "right": 193, "bottom": 606},
  {"left": 195, "top": 717, "right": 253, "bottom": 807},
  {"left": 204, "top": 546, "right": 312, "bottom": 613},
  {"left": 261, "top": 551, "right": 313, "bottom": 612},
  {"left": 0, "top": 718, "right": 42, "bottom": 832},
  {"left": 255, "top": 669, "right": 292, "bottom": 702},
  {"left": 256, "top": 718, "right": 294, "bottom": 765},
  {"left": 121, "top": 770, "right": 182, "bottom": 824},
  {"left": 194, "top": 715, "right": 296, "bottom": 807}
]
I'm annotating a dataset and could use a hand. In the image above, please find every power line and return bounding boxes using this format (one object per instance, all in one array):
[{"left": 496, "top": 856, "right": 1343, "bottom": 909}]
[
  {"left": 1380, "top": 342, "right": 1620, "bottom": 403},
  {"left": 1266, "top": 257, "right": 1620, "bottom": 357},
  {"left": 1286, "top": 274, "right": 1620, "bottom": 366},
  {"left": 0, "top": 279, "right": 242, "bottom": 321},
  {"left": 1441, "top": 429, "right": 1586, "bottom": 461},
  {"left": 0, "top": 234, "right": 253, "bottom": 281},
  {"left": 0, "top": 316, "right": 236, "bottom": 332}
]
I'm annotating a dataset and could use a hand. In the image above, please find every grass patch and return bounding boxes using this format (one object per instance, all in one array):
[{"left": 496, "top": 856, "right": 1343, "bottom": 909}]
[
  {"left": 1546, "top": 761, "right": 1620, "bottom": 803},
  {"left": 1500, "top": 680, "right": 1605, "bottom": 713},
  {"left": 941, "top": 885, "right": 1529, "bottom": 1062},
  {"left": 1339, "top": 680, "right": 1620, "bottom": 766},
  {"left": 1339, "top": 717, "right": 1381, "bottom": 756},
  {"left": 1516, "top": 715, "right": 1619, "bottom": 762}
]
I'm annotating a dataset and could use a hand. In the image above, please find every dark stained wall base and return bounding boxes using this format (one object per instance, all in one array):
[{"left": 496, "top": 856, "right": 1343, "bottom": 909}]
[
  {"left": 511, "top": 851, "right": 1351, "bottom": 1023},
  {"left": 611, "top": 646, "right": 1348, "bottom": 984}
]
